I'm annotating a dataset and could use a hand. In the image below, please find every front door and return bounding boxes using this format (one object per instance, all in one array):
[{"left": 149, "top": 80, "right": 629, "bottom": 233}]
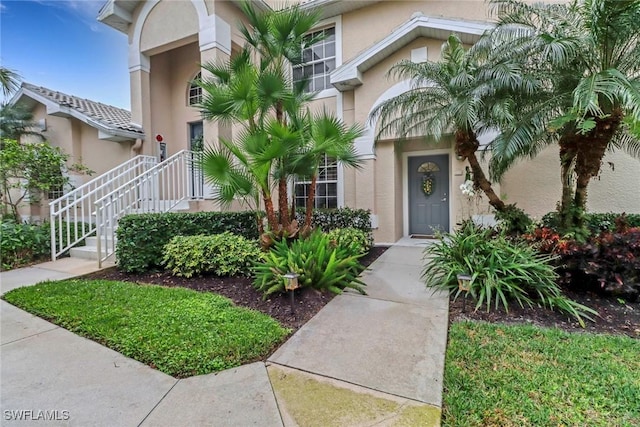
[{"left": 409, "top": 155, "right": 449, "bottom": 235}]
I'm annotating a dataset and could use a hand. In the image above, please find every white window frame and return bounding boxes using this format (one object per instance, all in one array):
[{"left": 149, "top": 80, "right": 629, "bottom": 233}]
[
  {"left": 292, "top": 16, "right": 344, "bottom": 207},
  {"left": 293, "top": 16, "right": 342, "bottom": 99},
  {"left": 294, "top": 155, "right": 339, "bottom": 210},
  {"left": 187, "top": 71, "right": 202, "bottom": 106}
]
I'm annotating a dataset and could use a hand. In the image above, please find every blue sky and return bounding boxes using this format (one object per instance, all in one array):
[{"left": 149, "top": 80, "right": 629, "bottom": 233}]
[{"left": 1, "top": 0, "right": 130, "bottom": 108}]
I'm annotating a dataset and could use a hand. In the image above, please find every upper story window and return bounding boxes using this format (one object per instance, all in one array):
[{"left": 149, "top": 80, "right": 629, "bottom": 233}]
[
  {"left": 293, "top": 27, "right": 336, "bottom": 93},
  {"left": 188, "top": 72, "right": 202, "bottom": 106}
]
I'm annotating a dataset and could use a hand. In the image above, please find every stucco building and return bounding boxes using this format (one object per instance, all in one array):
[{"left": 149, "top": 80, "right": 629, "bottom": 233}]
[{"left": 35, "top": 0, "right": 640, "bottom": 242}]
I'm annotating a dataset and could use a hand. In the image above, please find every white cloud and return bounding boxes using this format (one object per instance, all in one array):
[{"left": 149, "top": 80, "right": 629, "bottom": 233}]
[{"left": 33, "top": 0, "right": 104, "bottom": 31}]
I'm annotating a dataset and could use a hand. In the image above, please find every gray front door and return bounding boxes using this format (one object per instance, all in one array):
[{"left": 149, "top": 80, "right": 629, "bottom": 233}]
[{"left": 409, "top": 155, "right": 449, "bottom": 235}]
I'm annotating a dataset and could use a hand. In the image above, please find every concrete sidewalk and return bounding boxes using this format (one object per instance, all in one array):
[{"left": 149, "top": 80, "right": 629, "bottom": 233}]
[{"left": 0, "top": 244, "right": 448, "bottom": 426}]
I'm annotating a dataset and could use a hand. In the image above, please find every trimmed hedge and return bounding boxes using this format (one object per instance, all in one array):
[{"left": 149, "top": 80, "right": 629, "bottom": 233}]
[
  {"left": 295, "top": 207, "right": 371, "bottom": 233},
  {"left": 327, "top": 227, "right": 373, "bottom": 256},
  {"left": 116, "top": 211, "right": 259, "bottom": 273},
  {"left": 541, "top": 211, "right": 640, "bottom": 234},
  {"left": 117, "top": 208, "right": 372, "bottom": 273}
]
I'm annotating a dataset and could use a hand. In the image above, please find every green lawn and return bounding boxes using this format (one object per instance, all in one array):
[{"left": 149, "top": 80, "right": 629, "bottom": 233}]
[
  {"left": 443, "top": 322, "right": 640, "bottom": 426},
  {"left": 2, "top": 279, "right": 289, "bottom": 378}
]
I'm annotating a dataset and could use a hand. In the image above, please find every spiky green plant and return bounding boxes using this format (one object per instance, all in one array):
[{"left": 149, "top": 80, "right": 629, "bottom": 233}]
[{"left": 422, "top": 222, "right": 596, "bottom": 326}]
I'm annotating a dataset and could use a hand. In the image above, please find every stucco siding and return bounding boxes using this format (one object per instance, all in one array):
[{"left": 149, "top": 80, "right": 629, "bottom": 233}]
[
  {"left": 149, "top": 42, "right": 202, "bottom": 157},
  {"left": 140, "top": 0, "right": 199, "bottom": 53},
  {"left": 341, "top": 1, "right": 489, "bottom": 61},
  {"left": 502, "top": 146, "right": 640, "bottom": 218}
]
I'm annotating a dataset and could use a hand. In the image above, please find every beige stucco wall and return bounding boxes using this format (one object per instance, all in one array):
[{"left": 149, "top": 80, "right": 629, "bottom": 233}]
[
  {"left": 15, "top": 102, "right": 134, "bottom": 220},
  {"left": 125, "top": 0, "right": 633, "bottom": 244},
  {"left": 30, "top": 104, "right": 133, "bottom": 178},
  {"left": 353, "top": 37, "right": 444, "bottom": 129},
  {"left": 341, "top": 1, "right": 489, "bottom": 61},
  {"left": 140, "top": 0, "right": 199, "bottom": 53},
  {"left": 149, "top": 42, "right": 202, "bottom": 157},
  {"left": 501, "top": 146, "right": 640, "bottom": 219}
]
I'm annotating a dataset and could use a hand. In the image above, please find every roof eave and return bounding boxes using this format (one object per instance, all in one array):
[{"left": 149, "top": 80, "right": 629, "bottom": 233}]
[
  {"left": 97, "top": 0, "right": 136, "bottom": 34},
  {"left": 331, "top": 15, "right": 493, "bottom": 91},
  {"left": 17, "top": 87, "right": 143, "bottom": 142},
  {"left": 98, "top": 128, "right": 144, "bottom": 142},
  {"left": 299, "top": 0, "right": 382, "bottom": 20}
]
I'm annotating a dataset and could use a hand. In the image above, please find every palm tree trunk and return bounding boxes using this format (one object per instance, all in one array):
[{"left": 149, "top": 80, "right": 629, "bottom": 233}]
[
  {"left": 262, "top": 190, "right": 279, "bottom": 232},
  {"left": 572, "top": 114, "right": 622, "bottom": 228},
  {"left": 278, "top": 177, "right": 290, "bottom": 229},
  {"left": 466, "top": 152, "right": 506, "bottom": 212},
  {"left": 456, "top": 131, "right": 505, "bottom": 212},
  {"left": 558, "top": 135, "right": 577, "bottom": 230},
  {"left": 305, "top": 174, "right": 318, "bottom": 228}
]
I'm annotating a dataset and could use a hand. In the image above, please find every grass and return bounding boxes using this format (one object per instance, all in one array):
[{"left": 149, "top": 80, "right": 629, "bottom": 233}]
[
  {"left": 2, "top": 279, "right": 289, "bottom": 378},
  {"left": 443, "top": 322, "right": 640, "bottom": 426}
]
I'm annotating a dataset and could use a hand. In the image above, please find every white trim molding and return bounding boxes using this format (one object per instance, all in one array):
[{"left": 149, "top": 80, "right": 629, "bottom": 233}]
[
  {"left": 127, "top": 0, "right": 231, "bottom": 72},
  {"left": 331, "top": 14, "right": 492, "bottom": 91}
]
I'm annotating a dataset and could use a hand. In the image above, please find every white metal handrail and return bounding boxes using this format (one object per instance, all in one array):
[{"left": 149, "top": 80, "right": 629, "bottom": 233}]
[
  {"left": 94, "top": 150, "right": 205, "bottom": 267},
  {"left": 49, "top": 155, "right": 158, "bottom": 260}
]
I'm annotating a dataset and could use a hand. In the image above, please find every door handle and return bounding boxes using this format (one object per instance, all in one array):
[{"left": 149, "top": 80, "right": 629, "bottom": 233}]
[{"left": 441, "top": 197, "right": 447, "bottom": 202}]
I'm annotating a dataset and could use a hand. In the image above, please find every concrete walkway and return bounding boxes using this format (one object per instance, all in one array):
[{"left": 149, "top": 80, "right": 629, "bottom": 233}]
[{"left": 0, "top": 243, "right": 448, "bottom": 427}]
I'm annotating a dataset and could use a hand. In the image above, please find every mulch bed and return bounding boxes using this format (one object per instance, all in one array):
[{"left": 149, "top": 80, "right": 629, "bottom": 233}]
[
  {"left": 83, "top": 244, "right": 639, "bottom": 339},
  {"left": 449, "top": 289, "right": 640, "bottom": 338},
  {"left": 82, "top": 246, "right": 389, "bottom": 332}
]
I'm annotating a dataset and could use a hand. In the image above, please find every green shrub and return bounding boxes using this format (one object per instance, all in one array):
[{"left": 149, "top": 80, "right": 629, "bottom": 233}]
[
  {"left": 422, "top": 222, "right": 595, "bottom": 326},
  {"left": 162, "top": 232, "right": 263, "bottom": 278},
  {"left": 326, "top": 227, "right": 373, "bottom": 256},
  {"left": 1, "top": 219, "right": 50, "bottom": 270},
  {"left": 295, "top": 207, "right": 371, "bottom": 233},
  {"left": 253, "top": 229, "right": 366, "bottom": 297},
  {"left": 541, "top": 211, "right": 640, "bottom": 235},
  {"left": 495, "top": 204, "right": 532, "bottom": 235},
  {"left": 0, "top": 220, "right": 89, "bottom": 270},
  {"left": 116, "top": 211, "right": 259, "bottom": 273}
]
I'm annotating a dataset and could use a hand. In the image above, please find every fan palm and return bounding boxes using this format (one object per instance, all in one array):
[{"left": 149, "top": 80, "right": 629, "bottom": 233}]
[
  {"left": 198, "top": 49, "right": 299, "bottom": 233},
  {"left": 237, "top": 0, "right": 322, "bottom": 228},
  {"left": 292, "top": 110, "right": 363, "bottom": 229},
  {"left": 0, "top": 103, "right": 43, "bottom": 141},
  {"left": 480, "top": 0, "right": 640, "bottom": 229},
  {"left": 0, "top": 67, "right": 21, "bottom": 98},
  {"left": 199, "top": 1, "right": 362, "bottom": 237},
  {"left": 370, "top": 34, "right": 506, "bottom": 212}
]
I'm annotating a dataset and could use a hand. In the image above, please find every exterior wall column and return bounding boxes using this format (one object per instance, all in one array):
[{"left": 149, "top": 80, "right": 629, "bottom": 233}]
[
  {"left": 129, "top": 52, "right": 153, "bottom": 157},
  {"left": 197, "top": 14, "right": 232, "bottom": 206}
]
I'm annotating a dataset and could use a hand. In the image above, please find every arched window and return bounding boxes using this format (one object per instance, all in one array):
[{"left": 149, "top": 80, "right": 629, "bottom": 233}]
[{"left": 188, "top": 72, "right": 202, "bottom": 106}]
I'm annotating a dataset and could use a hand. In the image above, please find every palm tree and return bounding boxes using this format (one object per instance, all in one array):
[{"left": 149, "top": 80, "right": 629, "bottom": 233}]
[
  {"left": 237, "top": 0, "right": 322, "bottom": 228},
  {"left": 480, "top": 0, "right": 640, "bottom": 230},
  {"left": 0, "top": 67, "right": 21, "bottom": 98},
  {"left": 0, "top": 103, "right": 42, "bottom": 140},
  {"left": 199, "top": 1, "right": 362, "bottom": 238},
  {"left": 198, "top": 49, "right": 295, "bottom": 233},
  {"left": 370, "top": 34, "right": 506, "bottom": 212},
  {"left": 292, "top": 110, "right": 363, "bottom": 230}
]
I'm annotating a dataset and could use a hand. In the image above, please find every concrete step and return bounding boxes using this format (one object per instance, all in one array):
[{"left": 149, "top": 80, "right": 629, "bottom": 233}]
[
  {"left": 69, "top": 246, "right": 116, "bottom": 261},
  {"left": 69, "top": 246, "right": 103, "bottom": 261},
  {"left": 85, "top": 236, "right": 117, "bottom": 247}
]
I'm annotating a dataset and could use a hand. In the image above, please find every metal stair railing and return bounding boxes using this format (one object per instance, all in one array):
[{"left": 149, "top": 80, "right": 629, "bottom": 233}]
[
  {"left": 94, "top": 150, "right": 205, "bottom": 267},
  {"left": 49, "top": 155, "right": 158, "bottom": 261}
]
